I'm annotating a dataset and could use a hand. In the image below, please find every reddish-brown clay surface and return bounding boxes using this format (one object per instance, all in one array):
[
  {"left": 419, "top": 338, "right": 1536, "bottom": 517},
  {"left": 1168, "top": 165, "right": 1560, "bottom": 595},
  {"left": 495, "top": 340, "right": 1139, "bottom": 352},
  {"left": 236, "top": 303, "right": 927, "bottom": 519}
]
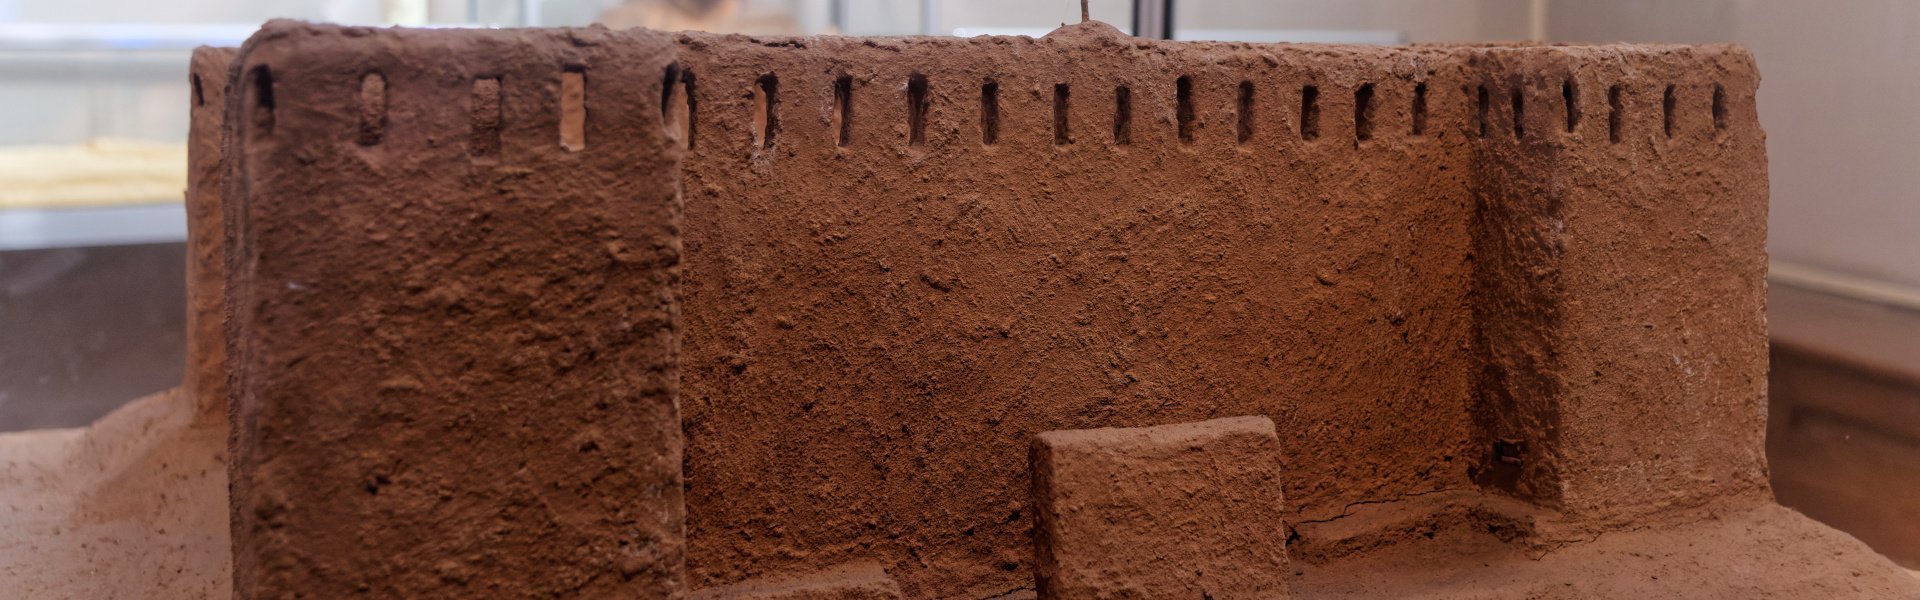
[
  {"left": 689, "top": 562, "right": 905, "bottom": 599},
  {"left": 1031, "top": 416, "right": 1290, "bottom": 599},
  {"left": 669, "top": 23, "right": 1766, "bottom": 594},
  {"left": 221, "top": 24, "right": 686, "bottom": 598},
  {"left": 141, "top": 18, "right": 1909, "bottom": 600},
  {"left": 187, "top": 46, "right": 236, "bottom": 428},
  {"left": 674, "top": 24, "right": 1475, "bottom": 594}
]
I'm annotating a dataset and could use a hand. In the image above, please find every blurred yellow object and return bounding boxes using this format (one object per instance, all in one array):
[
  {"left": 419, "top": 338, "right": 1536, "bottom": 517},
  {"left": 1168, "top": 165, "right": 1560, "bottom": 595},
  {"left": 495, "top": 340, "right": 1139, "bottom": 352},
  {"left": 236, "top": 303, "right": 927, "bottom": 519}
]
[{"left": 0, "top": 139, "right": 186, "bottom": 209}]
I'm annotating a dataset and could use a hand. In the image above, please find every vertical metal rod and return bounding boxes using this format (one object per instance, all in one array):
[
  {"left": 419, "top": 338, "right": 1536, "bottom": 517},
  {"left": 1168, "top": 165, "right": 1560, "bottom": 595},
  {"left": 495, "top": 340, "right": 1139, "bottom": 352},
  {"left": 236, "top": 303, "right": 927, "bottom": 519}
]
[
  {"left": 1133, "top": 0, "right": 1172, "bottom": 39},
  {"left": 521, "top": 0, "right": 539, "bottom": 26},
  {"left": 920, "top": 0, "right": 939, "bottom": 35}
]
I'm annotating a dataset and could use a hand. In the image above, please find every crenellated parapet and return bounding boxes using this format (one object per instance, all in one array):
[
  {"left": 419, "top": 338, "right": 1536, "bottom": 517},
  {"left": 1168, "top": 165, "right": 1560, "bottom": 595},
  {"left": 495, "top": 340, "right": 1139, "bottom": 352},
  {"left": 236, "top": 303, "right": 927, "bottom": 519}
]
[{"left": 199, "top": 20, "right": 1771, "bottom": 598}]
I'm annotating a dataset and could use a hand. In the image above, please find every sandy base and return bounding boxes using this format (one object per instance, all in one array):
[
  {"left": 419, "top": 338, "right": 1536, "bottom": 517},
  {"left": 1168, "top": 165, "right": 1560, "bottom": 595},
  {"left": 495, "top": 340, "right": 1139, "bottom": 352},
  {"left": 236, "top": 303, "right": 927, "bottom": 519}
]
[
  {"left": 2, "top": 390, "right": 1914, "bottom": 598},
  {"left": 0, "top": 388, "right": 229, "bottom": 598},
  {"left": 1297, "top": 501, "right": 1920, "bottom": 598}
]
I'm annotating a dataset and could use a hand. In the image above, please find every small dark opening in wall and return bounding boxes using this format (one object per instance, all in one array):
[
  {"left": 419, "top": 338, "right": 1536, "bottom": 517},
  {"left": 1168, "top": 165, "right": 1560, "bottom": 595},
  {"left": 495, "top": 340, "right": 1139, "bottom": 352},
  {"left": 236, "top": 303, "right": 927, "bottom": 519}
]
[
  {"left": 1662, "top": 84, "right": 1677, "bottom": 139},
  {"left": 560, "top": 66, "right": 587, "bottom": 152},
  {"left": 833, "top": 73, "right": 854, "bottom": 147},
  {"left": 1354, "top": 83, "right": 1375, "bottom": 141},
  {"left": 681, "top": 71, "right": 699, "bottom": 149},
  {"left": 470, "top": 77, "right": 502, "bottom": 159},
  {"left": 1493, "top": 439, "right": 1526, "bottom": 465},
  {"left": 753, "top": 73, "right": 780, "bottom": 149},
  {"left": 1176, "top": 75, "right": 1195, "bottom": 144},
  {"left": 660, "top": 63, "right": 680, "bottom": 123},
  {"left": 1113, "top": 85, "right": 1132, "bottom": 145},
  {"left": 1053, "top": 83, "right": 1071, "bottom": 145},
  {"left": 191, "top": 73, "right": 205, "bottom": 108},
  {"left": 1300, "top": 84, "right": 1320, "bottom": 141},
  {"left": 1712, "top": 83, "right": 1728, "bottom": 133},
  {"left": 980, "top": 80, "right": 999, "bottom": 145},
  {"left": 1475, "top": 85, "right": 1489, "bottom": 138},
  {"left": 1411, "top": 82, "right": 1427, "bottom": 136},
  {"left": 1511, "top": 88, "right": 1525, "bottom": 140},
  {"left": 1236, "top": 80, "right": 1255, "bottom": 145},
  {"left": 248, "top": 65, "right": 276, "bottom": 136},
  {"left": 1563, "top": 79, "right": 1579, "bottom": 133},
  {"left": 661, "top": 64, "right": 694, "bottom": 148},
  {"left": 907, "top": 74, "right": 929, "bottom": 146},
  {"left": 470, "top": 76, "right": 502, "bottom": 159},
  {"left": 1608, "top": 84, "right": 1624, "bottom": 143},
  {"left": 357, "top": 72, "right": 387, "bottom": 146}
]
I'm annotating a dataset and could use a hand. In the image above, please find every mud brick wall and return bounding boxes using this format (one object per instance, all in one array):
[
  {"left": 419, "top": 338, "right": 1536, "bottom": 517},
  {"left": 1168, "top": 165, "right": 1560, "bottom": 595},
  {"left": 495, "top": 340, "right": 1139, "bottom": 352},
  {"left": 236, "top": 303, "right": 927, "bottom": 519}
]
[
  {"left": 1467, "top": 47, "right": 1770, "bottom": 520},
  {"left": 221, "top": 24, "right": 687, "bottom": 597},
  {"left": 1030, "top": 417, "right": 1291, "bottom": 598},
  {"left": 672, "top": 24, "right": 1479, "bottom": 596},
  {"left": 187, "top": 46, "right": 236, "bottom": 428},
  {"left": 207, "top": 21, "right": 1770, "bottom": 599},
  {"left": 670, "top": 26, "right": 1767, "bottom": 595}
]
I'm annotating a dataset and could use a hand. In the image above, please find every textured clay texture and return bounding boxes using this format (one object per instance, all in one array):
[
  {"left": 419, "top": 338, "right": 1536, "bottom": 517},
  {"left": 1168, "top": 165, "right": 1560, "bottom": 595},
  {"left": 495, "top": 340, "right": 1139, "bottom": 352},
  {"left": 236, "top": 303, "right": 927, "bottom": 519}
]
[
  {"left": 673, "top": 24, "right": 1473, "bottom": 594},
  {"left": 688, "top": 562, "right": 905, "bottom": 600},
  {"left": 222, "top": 23, "right": 686, "bottom": 598},
  {"left": 668, "top": 23, "right": 1765, "bottom": 594},
  {"left": 186, "top": 46, "right": 236, "bottom": 427},
  {"left": 1031, "top": 416, "right": 1289, "bottom": 599},
  {"left": 190, "top": 19, "right": 1890, "bottom": 600}
]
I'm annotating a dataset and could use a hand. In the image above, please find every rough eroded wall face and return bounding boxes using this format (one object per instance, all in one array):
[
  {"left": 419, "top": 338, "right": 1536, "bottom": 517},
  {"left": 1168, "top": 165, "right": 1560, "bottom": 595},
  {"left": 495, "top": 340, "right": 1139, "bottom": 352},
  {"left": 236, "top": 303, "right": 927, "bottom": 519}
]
[
  {"left": 671, "top": 29, "right": 1768, "bottom": 594},
  {"left": 673, "top": 27, "right": 1479, "bottom": 596},
  {"left": 1545, "top": 49, "right": 1770, "bottom": 520},
  {"left": 186, "top": 46, "right": 236, "bottom": 428},
  {"left": 1459, "top": 46, "right": 1774, "bottom": 519},
  {"left": 223, "top": 24, "right": 686, "bottom": 598},
  {"left": 1464, "top": 48, "right": 1770, "bottom": 520},
  {"left": 211, "top": 22, "right": 1769, "bottom": 600}
]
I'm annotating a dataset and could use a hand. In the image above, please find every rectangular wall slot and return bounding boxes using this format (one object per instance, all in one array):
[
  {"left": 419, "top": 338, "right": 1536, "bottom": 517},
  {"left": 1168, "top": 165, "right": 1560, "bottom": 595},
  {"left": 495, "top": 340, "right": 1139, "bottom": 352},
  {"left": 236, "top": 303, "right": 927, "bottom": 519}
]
[
  {"left": 1053, "top": 83, "right": 1071, "bottom": 145},
  {"left": 752, "top": 74, "right": 779, "bottom": 150},
  {"left": 248, "top": 65, "right": 275, "bottom": 139},
  {"left": 1354, "top": 83, "right": 1375, "bottom": 141},
  {"left": 1176, "top": 76, "right": 1195, "bottom": 143},
  {"left": 560, "top": 67, "right": 587, "bottom": 152},
  {"left": 980, "top": 80, "right": 999, "bottom": 146},
  {"left": 1712, "top": 83, "right": 1728, "bottom": 133},
  {"left": 1511, "top": 88, "right": 1525, "bottom": 140},
  {"left": 661, "top": 65, "right": 693, "bottom": 149},
  {"left": 834, "top": 74, "right": 854, "bottom": 147},
  {"left": 1475, "top": 85, "right": 1489, "bottom": 138},
  {"left": 1236, "top": 81, "right": 1255, "bottom": 145},
  {"left": 1300, "top": 84, "right": 1320, "bottom": 141},
  {"left": 470, "top": 76, "right": 502, "bottom": 159},
  {"left": 1662, "top": 84, "right": 1677, "bottom": 139},
  {"left": 357, "top": 72, "right": 386, "bottom": 146},
  {"left": 1608, "top": 85, "right": 1624, "bottom": 143},
  {"left": 908, "top": 74, "right": 929, "bottom": 146},
  {"left": 1563, "top": 80, "right": 1579, "bottom": 133},
  {"left": 1412, "top": 82, "right": 1427, "bottom": 136}
]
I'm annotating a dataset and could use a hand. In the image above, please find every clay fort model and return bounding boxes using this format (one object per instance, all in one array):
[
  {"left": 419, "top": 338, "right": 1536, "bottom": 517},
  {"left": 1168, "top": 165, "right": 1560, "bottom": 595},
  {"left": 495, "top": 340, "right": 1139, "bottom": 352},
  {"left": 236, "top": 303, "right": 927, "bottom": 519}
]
[{"left": 168, "top": 17, "right": 1920, "bottom": 599}]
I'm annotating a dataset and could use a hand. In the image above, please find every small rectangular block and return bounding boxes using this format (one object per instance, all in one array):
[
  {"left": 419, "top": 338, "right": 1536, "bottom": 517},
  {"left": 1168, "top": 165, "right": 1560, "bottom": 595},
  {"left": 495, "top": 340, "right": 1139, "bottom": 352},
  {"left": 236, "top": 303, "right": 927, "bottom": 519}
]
[
  {"left": 1032, "top": 416, "right": 1291, "bottom": 599},
  {"left": 690, "top": 563, "right": 904, "bottom": 600}
]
